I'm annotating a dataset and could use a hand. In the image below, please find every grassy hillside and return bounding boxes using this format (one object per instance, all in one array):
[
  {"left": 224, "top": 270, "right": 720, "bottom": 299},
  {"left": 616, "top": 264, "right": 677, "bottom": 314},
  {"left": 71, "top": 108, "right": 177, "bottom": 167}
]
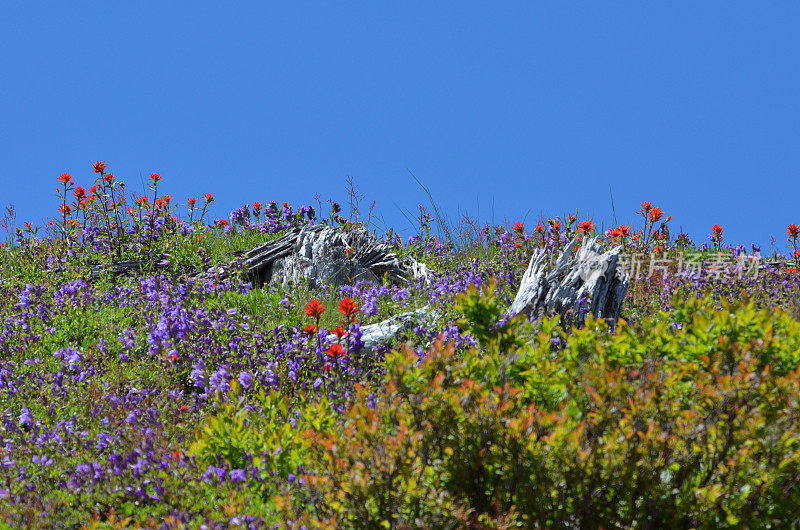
[{"left": 1, "top": 164, "right": 800, "bottom": 528}]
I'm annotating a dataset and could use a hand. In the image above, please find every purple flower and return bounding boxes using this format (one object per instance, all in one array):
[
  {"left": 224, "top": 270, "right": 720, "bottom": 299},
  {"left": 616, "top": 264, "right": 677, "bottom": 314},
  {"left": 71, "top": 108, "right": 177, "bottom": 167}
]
[
  {"left": 230, "top": 468, "right": 246, "bottom": 483},
  {"left": 18, "top": 408, "right": 33, "bottom": 430},
  {"left": 191, "top": 359, "right": 207, "bottom": 389},
  {"left": 238, "top": 370, "right": 253, "bottom": 390}
]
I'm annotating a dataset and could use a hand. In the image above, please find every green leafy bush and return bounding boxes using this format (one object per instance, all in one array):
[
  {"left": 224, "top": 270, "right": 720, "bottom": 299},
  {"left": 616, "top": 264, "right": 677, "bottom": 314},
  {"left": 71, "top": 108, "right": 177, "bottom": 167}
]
[{"left": 274, "top": 287, "right": 800, "bottom": 528}]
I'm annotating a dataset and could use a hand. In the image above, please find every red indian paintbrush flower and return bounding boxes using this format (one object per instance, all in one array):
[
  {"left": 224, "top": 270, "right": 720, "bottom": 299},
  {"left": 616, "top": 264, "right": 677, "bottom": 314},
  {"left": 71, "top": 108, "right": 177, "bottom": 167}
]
[
  {"left": 327, "top": 343, "right": 345, "bottom": 358},
  {"left": 788, "top": 224, "right": 800, "bottom": 240},
  {"left": 253, "top": 201, "right": 263, "bottom": 212},
  {"left": 304, "top": 324, "right": 318, "bottom": 334},
  {"left": 203, "top": 193, "right": 214, "bottom": 203},
  {"left": 149, "top": 173, "right": 162, "bottom": 183},
  {"left": 93, "top": 162, "right": 106, "bottom": 174},
  {"left": 338, "top": 297, "right": 359, "bottom": 318},
  {"left": 513, "top": 222, "right": 524, "bottom": 233},
  {"left": 710, "top": 224, "right": 724, "bottom": 243},
  {"left": 332, "top": 325, "right": 347, "bottom": 339},
  {"left": 577, "top": 220, "right": 596, "bottom": 234},
  {"left": 536, "top": 222, "right": 544, "bottom": 233},
  {"left": 639, "top": 202, "right": 652, "bottom": 213},
  {"left": 57, "top": 173, "right": 73, "bottom": 184},
  {"left": 648, "top": 207, "right": 663, "bottom": 223},
  {"left": 58, "top": 203, "right": 72, "bottom": 216},
  {"left": 187, "top": 197, "right": 197, "bottom": 207},
  {"left": 305, "top": 299, "right": 326, "bottom": 319},
  {"left": 73, "top": 186, "right": 86, "bottom": 200}
]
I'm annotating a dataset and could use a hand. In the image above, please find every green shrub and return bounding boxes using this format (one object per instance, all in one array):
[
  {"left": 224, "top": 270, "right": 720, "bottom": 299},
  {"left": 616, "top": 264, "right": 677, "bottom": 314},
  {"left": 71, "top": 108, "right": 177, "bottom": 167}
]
[{"left": 275, "top": 287, "right": 800, "bottom": 528}]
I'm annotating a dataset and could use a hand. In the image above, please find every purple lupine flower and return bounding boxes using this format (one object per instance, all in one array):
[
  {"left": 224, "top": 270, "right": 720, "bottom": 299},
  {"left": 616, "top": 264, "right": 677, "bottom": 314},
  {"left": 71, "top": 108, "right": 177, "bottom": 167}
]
[
  {"left": 18, "top": 408, "right": 33, "bottom": 430},
  {"left": 238, "top": 371, "right": 253, "bottom": 390},
  {"left": 208, "top": 365, "right": 231, "bottom": 395},
  {"left": 230, "top": 468, "right": 247, "bottom": 483},
  {"left": 191, "top": 359, "right": 207, "bottom": 389}
]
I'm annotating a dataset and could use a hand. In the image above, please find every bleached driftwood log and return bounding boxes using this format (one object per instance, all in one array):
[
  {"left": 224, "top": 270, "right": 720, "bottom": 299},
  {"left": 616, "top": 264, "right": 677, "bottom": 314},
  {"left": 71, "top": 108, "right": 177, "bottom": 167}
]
[
  {"left": 332, "top": 306, "right": 438, "bottom": 350},
  {"left": 242, "top": 224, "right": 431, "bottom": 289},
  {"left": 89, "top": 259, "right": 153, "bottom": 279},
  {"left": 508, "top": 237, "right": 629, "bottom": 329}
]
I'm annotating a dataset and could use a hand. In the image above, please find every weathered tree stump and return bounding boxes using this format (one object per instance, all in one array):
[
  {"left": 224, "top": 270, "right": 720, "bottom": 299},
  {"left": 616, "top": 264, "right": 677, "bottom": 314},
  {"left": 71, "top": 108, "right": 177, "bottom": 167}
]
[
  {"left": 242, "top": 224, "right": 431, "bottom": 289},
  {"left": 508, "top": 237, "right": 629, "bottom": 329}
]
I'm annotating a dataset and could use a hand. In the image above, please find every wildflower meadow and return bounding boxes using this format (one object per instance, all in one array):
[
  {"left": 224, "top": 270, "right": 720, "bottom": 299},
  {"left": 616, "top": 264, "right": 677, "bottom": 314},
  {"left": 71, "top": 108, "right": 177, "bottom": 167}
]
[{"left": 2, "top": 162, "right": 800, "bottom": 528}]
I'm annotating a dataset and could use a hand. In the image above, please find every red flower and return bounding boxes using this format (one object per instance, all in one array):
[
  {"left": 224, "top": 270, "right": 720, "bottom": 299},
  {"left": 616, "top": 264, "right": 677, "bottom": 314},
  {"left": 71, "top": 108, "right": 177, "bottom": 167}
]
[
  {"left": 513, "top": 242, "right": 522, "bottom": 249},
  {"left": 305, "top": 299, "right": 326, "bottom": 319},
  {"left": 338, "top": 297, "right": 359, "bottom": 318},
  {"left": 172, "top": 450, "right": 180, "bottom": 461},
  {"left": 73, "top": 186, "right": 86, "bottom": 200},
  {"left": 155, "top": 198, "right": 166, "bottom": 208},
  {"left": 535, "top": 222, "right": 544, "bottom": 233},
  {"left": 57, "top": 173, "right": 73, "bottom": 184},
  {"left": 639, "top": 202, "right": 652, "bottom": 213},
  {"left": 216, "top": 219, "right": 228, "bottom": 227},
  {"left": 187, "top": 197, "right": 197, "bottom": 207},
  {"left": 203, "top": 193, "right": 214, "bottom": 203},
  {"left": 711, "top": 224, "right": 723, "bottom": 237},
  {"left": 304, "top": 324, "right": 318, "bottom": 334},
  {"left": 135, "top": 196, "right": 149, "bottom": 207},
  {"left": 653, "top": 245, "right": 663, "bottom": 253},
  {"left": 58, "top": 203, "right": 72, "bottom": 216},
  {"left": 180, "top": 405, "right": 188, "bottom": 412},
  {"left": 149, "top": 173, "right": 162, "bottom": 183},
  {"left": 103, "top": 173, "right": 115, "bottom": 184},
  {"left": 332, "top": 325, "right": 347, "bottom": 339},
  {"left": 93, "top": 162, "right": 106, "bottom": 174},
  {"left": 568, "top": 215, "right": 577, "bottom": 222},
  {"left": 648, "top": 207, "right": 663, "bottom": 223},
  {"left": 345, "top": 247, "right": 352, "bottom": 256},
  {"left": 323, "top": 362, "right": 332, "bottom": 372},
  {"left": 552, "top": 221, "right": 561, "bottom": 231},
  {"left": 327, "top": 343, "right": 345, "bottom": 358},
  {"left": 577, "top": 220, "right": 596, "bottom": 234},
  {"left": 162, "top": 195, "right": 173, "bottom": 205},
  {"left": 513, "top": 222, "right": 524, "bottom": 233},
  {"left": 787, "top": 224, "right": 800, "bottom": 240},
  {"left": 253, "top": 201, "right": 262, "bottom": 212}
]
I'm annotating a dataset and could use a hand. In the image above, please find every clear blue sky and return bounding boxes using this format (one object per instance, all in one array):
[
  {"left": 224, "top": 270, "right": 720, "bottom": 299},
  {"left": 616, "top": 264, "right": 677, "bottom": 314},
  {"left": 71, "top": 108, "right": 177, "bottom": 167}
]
[{"left": 2, "top": 2, "right": 798, "bottom": 252}]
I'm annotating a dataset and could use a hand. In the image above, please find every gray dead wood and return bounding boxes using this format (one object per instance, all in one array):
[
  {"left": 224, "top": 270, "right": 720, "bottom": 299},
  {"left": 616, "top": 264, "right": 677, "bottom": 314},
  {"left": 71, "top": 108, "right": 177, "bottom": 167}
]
[
  {"left": 241, "top": 224, "right": 431, "bottom": 289},
  {"left": 89, "top": 260, "right": 154, "bottom": 279},
  {"left": 331, "top": 306, "right": 438, "bottom": 351},
  {"left": 508, "top": 237, "right": 629, "bottom": 329}
]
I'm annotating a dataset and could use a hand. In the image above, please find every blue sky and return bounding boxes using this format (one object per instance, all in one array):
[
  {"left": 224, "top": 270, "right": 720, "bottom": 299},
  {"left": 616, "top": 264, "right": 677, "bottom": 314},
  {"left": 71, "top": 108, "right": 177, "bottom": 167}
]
[{"left": 2, "top": 2, "right": 798, "bottom": 252}]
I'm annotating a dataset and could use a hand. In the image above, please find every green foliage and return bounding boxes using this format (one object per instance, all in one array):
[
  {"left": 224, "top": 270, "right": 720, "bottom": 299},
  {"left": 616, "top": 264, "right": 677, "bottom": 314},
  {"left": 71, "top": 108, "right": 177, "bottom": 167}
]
[
  {"left": 453, "top": 277, "right": 529, "bottom": 354},
  {"left": 276, "top": 289, "right": 800, "bottom": 528},
  {"left": 189, "top": 382, "right": 337, "bottom": 494}
]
